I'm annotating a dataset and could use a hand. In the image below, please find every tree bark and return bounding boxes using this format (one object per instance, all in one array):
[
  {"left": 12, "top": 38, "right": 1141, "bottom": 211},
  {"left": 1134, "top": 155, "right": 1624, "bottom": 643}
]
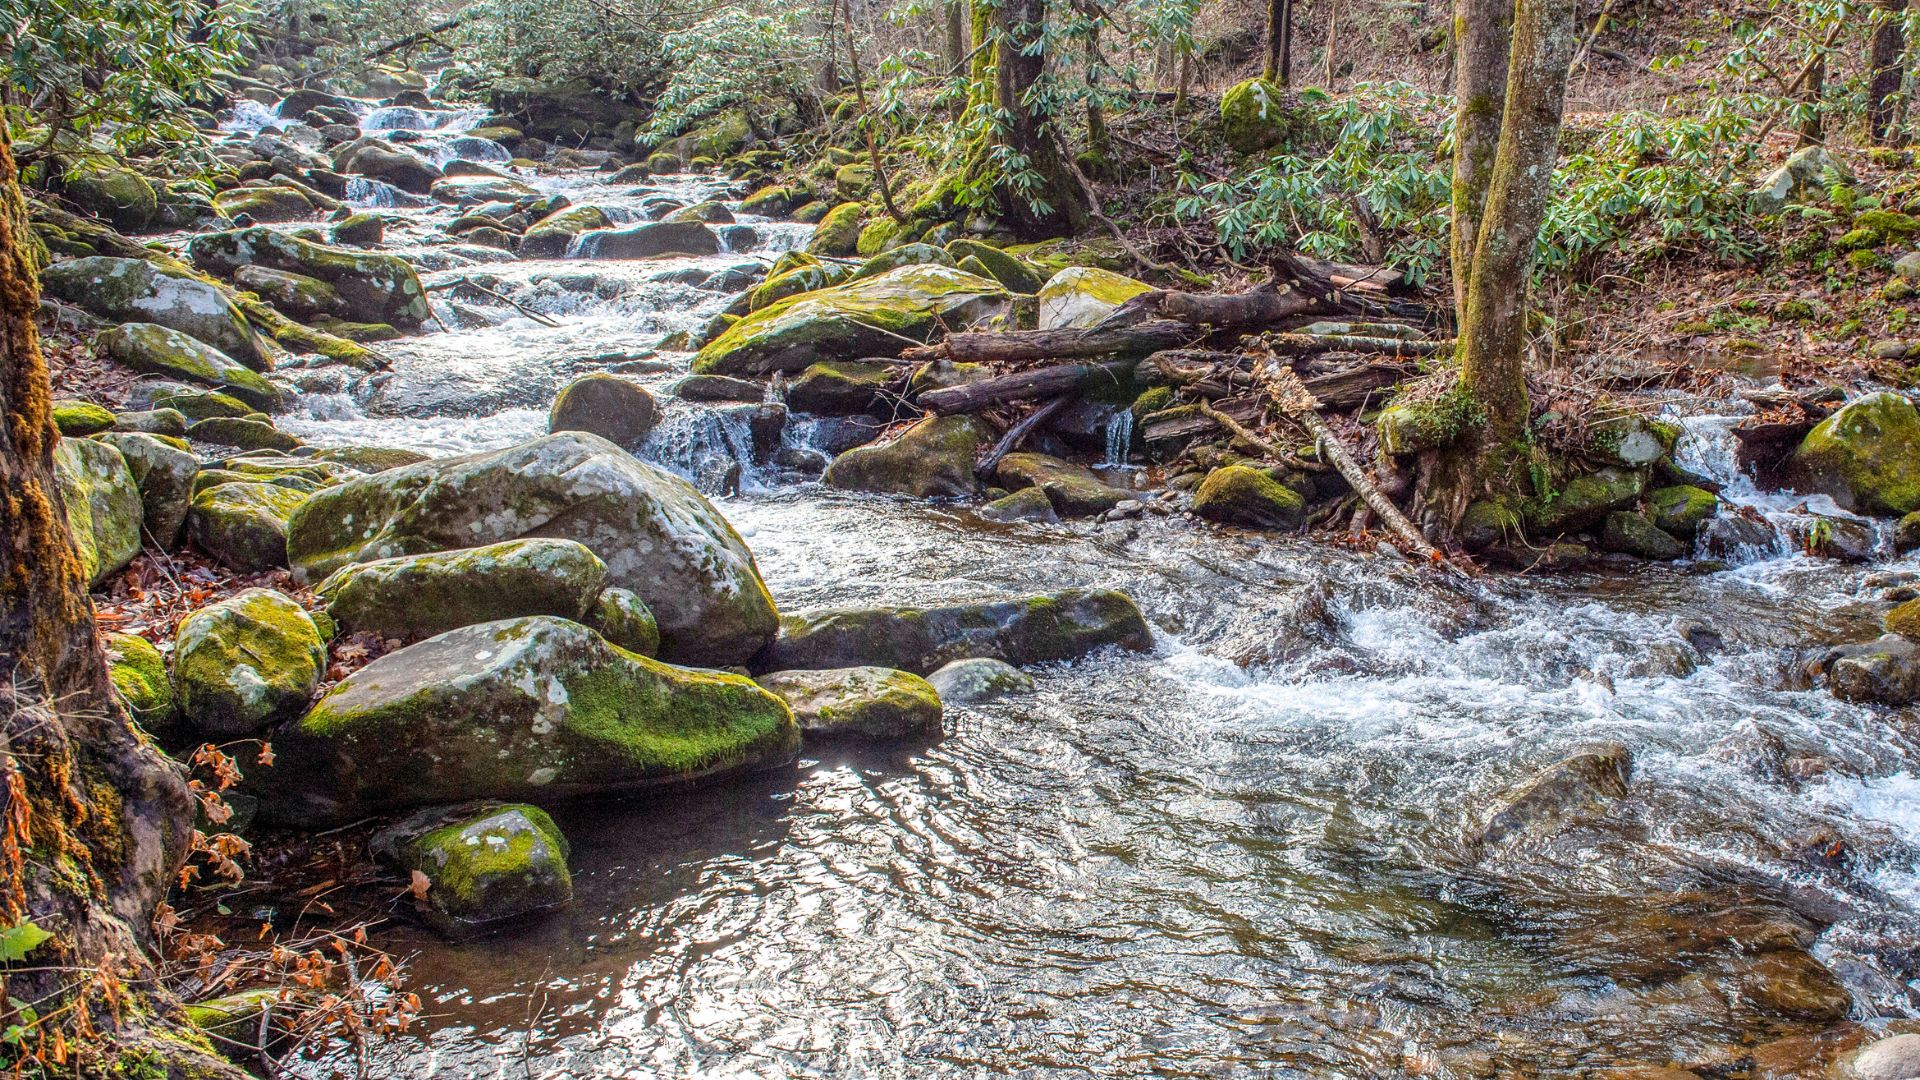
[
  {"left": 945, "top": 0, "right": 968, "bottom": 69},
  {"left": 1798, "top": 51, "right": 1827, "bottom": 147},
  {"left": 963, "top": 0, "right": 1091, "bottom": 235},
  {"left": 1454, "top": 0, "right": 1578, "bottom": 449},
  {"left": 0, "top": 131, "right": 233, "bottom": 1076},
  {"left": 1263, "top": 0, "right": 1292, "bottom": 83},
  {"left": 919, "top": 359, "right": 1140, "bottom": 413},
  {"left": 1871, "top": 0, "right": 1908, "bottom": 147},
  {"left": 1450, "top": 0, "right": 1513, "bottom": 321}
]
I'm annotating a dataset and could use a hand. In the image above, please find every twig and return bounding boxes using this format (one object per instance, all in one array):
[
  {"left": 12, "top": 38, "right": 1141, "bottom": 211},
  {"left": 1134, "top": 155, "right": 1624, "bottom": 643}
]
[
  {"left": 429, "top": 276, "right": 561, "bottom": 327},
  {"left": 977, "top": 395, "right": 1075, "bottom": 478}
]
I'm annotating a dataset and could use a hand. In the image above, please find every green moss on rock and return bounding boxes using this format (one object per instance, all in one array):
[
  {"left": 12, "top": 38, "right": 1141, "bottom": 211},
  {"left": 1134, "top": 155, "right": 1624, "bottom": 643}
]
[
  {"left": 1220, "top": 78, "right": 1294, "bottom": 154},
  {"left": 1787, "top": 392, "right": 1920, "bottom": 515},
  {"left": 822, "top": 414, "right": 994, "bottom": 498},
  {"left": 172, "top": 588, "right": 326, "bottom": 736},
  {"left": 1192, "top": 465, "right": 1305, "bottom": 530},
  {"left": 370, "top": 803, "right": 573, "bottom": 936},
  {"left": 755, "top": 667, "right": 943, "bottom": 742},
  {"left": 317, "top": 538, "right": 609, "bottom": 642},
  {"left": 805, "top": 202, "right": 866, "bottom": 257},
  {"left": 95, "top": 323, "right": 280, "bottom": 410},
  {"left": 107, "top": 632, "right": 175, "bottom": 730},
  {"left": 54, "top": 437, "right": 142, "bottom": 588},
  {"left": 188, "top": 480, "right": 310, "bottom": 572}
]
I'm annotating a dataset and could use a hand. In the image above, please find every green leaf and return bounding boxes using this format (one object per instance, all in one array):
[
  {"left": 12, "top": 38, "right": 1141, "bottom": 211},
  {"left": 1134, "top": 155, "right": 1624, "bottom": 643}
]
[{"left": 0, "top": 920, "right": 53, "bottom": 963}]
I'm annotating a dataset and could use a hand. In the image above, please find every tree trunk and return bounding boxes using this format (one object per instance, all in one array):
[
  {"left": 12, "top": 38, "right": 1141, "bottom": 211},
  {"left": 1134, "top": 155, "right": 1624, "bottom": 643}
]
[
  {"left": 1263, "top": 0, "right": 1287, "bottom": 82},
  {"left": 1871, "top": 0, "right": 1908, "bottom": 147},
  {"left": 1455, "top": 0, "right": 1577, "bottom": 447},
  {"left": 968, "top": 0, "right": 997, "bottom": 109},
  {"left": 962, "top": 0, "right": 1091, "bottom": 235},
  {"left": 945, "top": 0, "right": 968, "bottom": 69},
  {"left": 1450, "top": 0, "right": 1513, "bottom": 321},
  {"left": 1798, "top": 51, "right": 1827, "bottom": 148},
  {"left": 0, "top": 132, "right": 234, "bottom": 1076}
]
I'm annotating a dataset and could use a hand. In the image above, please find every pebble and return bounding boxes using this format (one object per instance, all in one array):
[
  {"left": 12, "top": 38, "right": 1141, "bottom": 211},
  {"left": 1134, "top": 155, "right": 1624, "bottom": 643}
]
[{"left": 1849, "top": 1033, "right": 1920, "bottom": 1080}]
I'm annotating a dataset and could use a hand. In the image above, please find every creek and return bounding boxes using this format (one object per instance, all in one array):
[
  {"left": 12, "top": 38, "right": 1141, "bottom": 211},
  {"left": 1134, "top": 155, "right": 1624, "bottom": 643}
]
[{"left": 214, "top": 101, "right": 1920, "bottom": 1077}]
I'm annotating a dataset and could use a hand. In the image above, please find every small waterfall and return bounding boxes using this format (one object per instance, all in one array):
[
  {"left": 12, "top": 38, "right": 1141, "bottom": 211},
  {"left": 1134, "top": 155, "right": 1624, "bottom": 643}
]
[
  {"left": 640, "top": 404, "right": 768, "bottom": 495},
  {"left": 1102, "top": 408, "right": 1135, "bottom": 467},
  {"left": 220, "top": 99, "right": 279, "bottom": 133}
]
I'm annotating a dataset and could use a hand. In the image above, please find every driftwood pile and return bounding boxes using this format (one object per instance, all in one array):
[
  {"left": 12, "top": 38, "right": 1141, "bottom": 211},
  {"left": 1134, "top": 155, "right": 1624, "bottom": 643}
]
[{"left": 896, "top": 256, "right": 1452, "bottom": 556}]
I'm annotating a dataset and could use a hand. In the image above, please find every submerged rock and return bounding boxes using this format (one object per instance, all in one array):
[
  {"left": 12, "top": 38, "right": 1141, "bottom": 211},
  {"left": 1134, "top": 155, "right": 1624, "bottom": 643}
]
[
  {"left": 1036, "top": 266, "right": 1153, "bottom": 331},
  {"left": 1786, "top": 392, "right": 1920, "bottom": 516},
  {"left": 694, "top": 264, "right": 1011, "bottom": 377},
  {"left": 926, "top": 657, "right": 1035, "bottom": 703},
  {"left": 572, "top": 220, "right": 719, "bottom": 259},
  {"left": 755, "top": 667, "right": 944, "bottom": 742},
  {"left": 188, "top": 227, "right": 432, "bottom": 328},
  {"left": 822, "top": 414, "right": 993, "bottom": 498},
  {"left": 1192, "top": 465, "right": 1306, "bottom": 530},
  {"left": 317, "top": 538, "right": 608, "bottom": 642},
  {"left": 54, "top": 438, "right": 142, "bottom": 588},
  {"left": 285, "top": 432, "right": 779, "bottom": 665},
  {"left": 42, "top": 257, "right": 265, "bottom": 366},
  {"left": 188, "top": 480, "right": 310, "bottom": 572},
  {"left": 371, "top": 802, "right": 573, "bottom": 936},
  {"left": 94, "top": 324, "right": 280, "bottom": 411},
  {"left": 172, "top": 588, "right": 327, "bottom": 736},
  {"left": 93, "top": 431, "right": 199, "bottom": 548},
  {"left": 264, "top": 617, "right": 799, "bottom": 825},
  {"left": 1475, "top": 745, "right": 1632, "bottom": 848},
  {"left": 757, "top": 587, "right": 1153, "bottom": 675},
  {"left": 547, "top": 373, "right": 658, "bottom": 448}
]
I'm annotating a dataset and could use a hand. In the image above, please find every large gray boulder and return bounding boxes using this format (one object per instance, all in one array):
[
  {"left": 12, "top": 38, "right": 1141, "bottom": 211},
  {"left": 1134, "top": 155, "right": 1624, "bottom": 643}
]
[
  {"left": 693, "top": 265, "right": 1011, "bottom": 376},
  {"left": 317, "top": 538, "right": 609, "bottom": 642},
  {"left": 189, "top": 481, "right": 311, "bottom": 572},
  {"left": 262, "top": 617, "right": 800, "bottom": 826},
  {"left": 93, "top": 431, "right": 199, "bottom": 548},
  {"left": 94, "top": 324, "right": 281, "bottom": 411},
  {"left": 755, "top": 667, "right": 944, "bottom": 742},
  {"left": 756, "top": 588, "right": 1153, "bottom": 675},
  {"left": 285, "top": 432, "right": 780, "bottom": 665},
  {"left": 570, "top": 220, "right": 720, "bottom": 260},
  {"left": 54, "top": 437, "right": 143, "bottom": 588},
  {"left": 172, "top": 588, "right": 327, "bottom": 736},
  {"left": 41, "top": 257, "right": 265, "bottom": 366},
  {"left": 187, "top": 227, "right": 432, "bottom": 328},
  {"left": 338, "top": 140, "right": 443, "bottom": 195}
]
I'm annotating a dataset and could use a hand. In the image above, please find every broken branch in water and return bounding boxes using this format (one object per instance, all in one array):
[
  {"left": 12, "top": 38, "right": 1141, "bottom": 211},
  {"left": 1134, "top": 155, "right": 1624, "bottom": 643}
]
[{"left": 429, "top": 276, "right": 561, "bottom": 327}]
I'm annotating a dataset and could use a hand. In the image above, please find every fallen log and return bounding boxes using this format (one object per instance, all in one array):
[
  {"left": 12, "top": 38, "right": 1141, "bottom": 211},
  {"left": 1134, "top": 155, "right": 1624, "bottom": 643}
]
[
  {"left": 1257, "top": 358, "right": 1442, "bottom": 562},
  {"left": 1295, "top": 360, "right": 1416, "bottom": 411},
  {"left": 1265, "top": 332, "right": 1454, "bottom": 357},
  {"left": 1143, "top": 396, "right": 1260, "bottom": 443},
  {"left": 905, "top": 320, "right": 1193, "bottom": 365},
  {"left": 918, "top": 359, "right": 1139, "bottom": 415},
  {"left": 1101, "top": 281, "right": 1324, "bottom": 330},
  {"left": 977, "top": 395, "right": 1075, "bottom": 478}
]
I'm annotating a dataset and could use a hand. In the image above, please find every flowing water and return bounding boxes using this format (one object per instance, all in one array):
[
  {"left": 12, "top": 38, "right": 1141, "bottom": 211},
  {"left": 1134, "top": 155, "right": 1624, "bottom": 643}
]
[{"left": 220, "top": 102, "right": 1920, "bottom": 1077}]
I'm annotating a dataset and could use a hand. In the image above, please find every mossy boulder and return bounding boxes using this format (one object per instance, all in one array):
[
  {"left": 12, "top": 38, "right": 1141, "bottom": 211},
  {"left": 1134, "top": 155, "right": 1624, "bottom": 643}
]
[
  {"left": 1886, "top": 597, "right": 1920, "bottom": 640},
  {"left": 852, "top": 242, "right": 953, "bottom": 281},
  {"left": 569, "top": 220, "right": 720, "bottom": 259},
  {"left": 1646, "top": 484, "right": 1719, "bottom": 539},
  {"left": 519, "top": 204, "right": 614, "bottom": 258},
  {"left": 1753, "top": 145, "right": 1851, "bottom": 215},
  {"left": 42, "top": 257, "right": 265, "bottom": 366},
  {"left": 1598, "top": 510, "right": 1687, "bottom": 560},
  {"left": 1820, "top": 634, "right": 1920, "bottom": 706},
  {"left": 1036, "top": 266, "right": 1153, "bottom": 331},
  {"left": 371, "top": 802, "right": 573, "bottom": 936},
  {"left": 945, "top": 239, "right": 1045, "bottom": 294},
  {"left": 822, "top": 414, "right": 993, "bottom": 498},
  {"left": 94, "top": 431, "right": 199, "bottom": 548},
  {"left": 926, "top": 657, "right": 1034, "bottom": 703},
  {"left": 60, "top": 160, "right": 158, "bottom": 231},
  {"left": 739, "top": 185, "right": 799, "bottom": 217},
  {"left": 338, "top": 141, "right": 443, "bottom": 194},
  {"left": 978, "top": 486, "right": 1059, "bottom": 524},
  {"left": 755, "top": 667, "right": 944, "bottom": 742},
  {"left": 675, "top": 374, "right": 766, "bottom": 403},
  {"left": 836, "top": 163, "right": 876, "bottom": 200},
  {"left": 172, "top": 588, "right": 327, "bottom": 736},
  {"left": 429, "top": 174, "right": 539, "bottom": 204},
  {"left": 111, "top": 408, "right": 189, "bottom": 437},
  {"left": 188, "top": 416, "right": 304, "bottom": 452},
  {"left": 232, "top": 265, "right": 344, "bottom": 319},
  {"left": 331, "top": 213, "right": 385, "bottom": 245},
  {"left": 695, "top": 265, "right": 1010, "bottom": 377},
  {"left": 787, "top": 360, "right": 894, "bottom": 415},
  {"left": 1524, "top": 466, "right": 1648, "bottom": 535},
  {"left": 748, "top": 261, "right": 855, "bottom": 311},
  {"left": 54, "top": 437, "right": 142, "bottom": 588},
  {"left": 317, "top": 538, "right": 609, "bottom": 642},
  {"left": 992, "top": 452, "right": 1132, "bottom": 517},
  {"left": 793, "top": 201, "right": 831, "bottom": 224},
  {"left": 805, "top": 202, "right": 866, "bottom": 256},
  {"left": 1457, "top": 497, "right": 1524, "bottom": 552},
  {"left": 52, "top": 400, "right": 115, "bottom": 436},
  {"left": 1786, "top": 392, "right": 1920, "bottom": 516},
  {"left": 188, "top": 480, "right": 310, "bottom": 572},
  {"left": 214, "top": 185, "right": 317, "bottom": 223},
  {"left": 311, "top": 446, "right": 431, "bottom": 473},
  {"left": 588, "top": 587, "right": 660, "bottom": 656},
  {"left": 1192, "top": 465, "right": 1306, "bottom": 530},
  {"left": 1220, "top": 78, "right": 1293, "bottom": 155},
  {"left": 188, "top": 227, "right": 432, "bottom": 328},
  {"left": 264, "top": 616, "right": 800, "bottom": 826},
  {"left": 667, "top": 200, "right": 734, "bottom": 224},
  {"left": 756, "top": 587, "right": 1153, "bottom": 675},
  {"left": 184, "top": 990, "right": 291, "bottom": 1050},
  {"left": 855, "top": 217, "right": 902, "bottom": 257},
  {"left": 107, "top": 632, "right": 175, "bottom": 729},
  {"left": 284, "top": 432, "right": 780, "bottom": 666},
  {"left": 152, "top": 387, "right": 254, "bottom": 420},
  {"left": 546, "top": 373, "right": 658, "bottom": 448},
  {"left": 94, "top": 324, "right": 281, "bottom": 411}
]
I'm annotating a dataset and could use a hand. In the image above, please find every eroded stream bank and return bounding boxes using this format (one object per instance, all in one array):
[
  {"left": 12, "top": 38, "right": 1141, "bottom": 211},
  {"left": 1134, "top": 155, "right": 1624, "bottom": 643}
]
[{"left": 34, "top": 87, "right": 1920, "bottom": 1078}]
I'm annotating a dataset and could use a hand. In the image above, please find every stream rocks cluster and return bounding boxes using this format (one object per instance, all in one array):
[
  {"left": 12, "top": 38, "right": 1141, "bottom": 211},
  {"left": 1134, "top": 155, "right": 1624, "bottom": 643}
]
[{"left": 32, "top": 71, "right": 1920, "bottom": 1076}]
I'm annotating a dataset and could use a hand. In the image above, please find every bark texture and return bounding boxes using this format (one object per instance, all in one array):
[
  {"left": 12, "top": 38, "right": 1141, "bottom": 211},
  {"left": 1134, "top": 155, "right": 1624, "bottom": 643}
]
[
  {"left": 1871, "top": 0, "right": 1909, "bottom": 146},
  {"left": 964, "top": 0, "right": 1092, "bottom": 235},
  {"left": 0, "top": 130, "right": 232, "bottom": 1076},
  {"left": 1450, "top": 0, "right": 1513, "bottom": 320}
]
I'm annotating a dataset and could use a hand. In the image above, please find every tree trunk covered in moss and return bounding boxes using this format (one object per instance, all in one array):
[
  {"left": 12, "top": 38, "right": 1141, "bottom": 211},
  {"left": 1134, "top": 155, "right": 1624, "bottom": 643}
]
[
  {"left": 1870, "top": 0, "right": 1908, "bottom": 146},
  {"left": 968, "top": 0, "right": 996, "bottom": 109},
  {"left": 1455, "top": 0, "right": 1576, "bottom": 445},
  {"left": 961, "top": 0, "right": 1090, "bottom": 235},
  {"left": 0, "top": 131, "right": 233, "bottom": 1077},
  {"left": 1449, "top": 0, "right": 1511, "bottom": 321},
  {"left": 1263, "top": 0, "right": 1293, "bottom": 85}
]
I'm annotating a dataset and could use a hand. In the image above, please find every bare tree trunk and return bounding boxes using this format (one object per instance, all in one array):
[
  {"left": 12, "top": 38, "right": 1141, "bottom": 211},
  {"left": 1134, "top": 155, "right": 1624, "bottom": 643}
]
[
  {"left": 1455, "top": 0, "right": 1578, "bottom": 448},
  {"left": 1798, "top": 51, "right": 1827, "bottom": 147},
  {"left": 1871, "top": 0, "right": 1909, "bottom": 146},
  {"left": 1263, "top": 0, "right": 1286, "bottom": 82},
  {"left": 838, "top": 0, "right": 907, "bottom": 224},
  {"left": 1450, "top": 0, "right": 1513, "bottom": 321},
  {"left": 0, "top": 130, "right": 234, "bottom": 1076},
  {"left": 1322, "top": 0, "right": 1341, "bottom": 86},
  {"left": 945, "top": 0, "right": 967, "bottom": 69}
]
